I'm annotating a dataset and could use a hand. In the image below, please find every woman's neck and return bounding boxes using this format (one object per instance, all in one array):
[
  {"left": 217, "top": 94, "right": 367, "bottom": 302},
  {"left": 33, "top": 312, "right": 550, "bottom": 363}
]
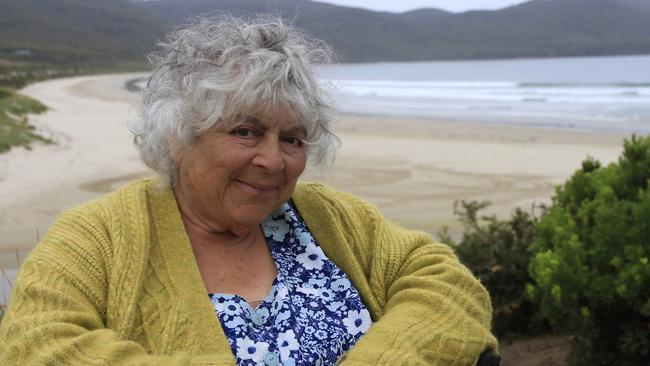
[{"left": 172, "top": 184, "right": 259, "bottom": 242}]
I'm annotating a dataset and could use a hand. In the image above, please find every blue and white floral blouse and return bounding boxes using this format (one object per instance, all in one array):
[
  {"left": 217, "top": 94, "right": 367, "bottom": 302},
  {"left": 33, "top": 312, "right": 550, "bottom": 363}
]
[{"left": 208, "top": 201, "right": 372, "bottom": 366}]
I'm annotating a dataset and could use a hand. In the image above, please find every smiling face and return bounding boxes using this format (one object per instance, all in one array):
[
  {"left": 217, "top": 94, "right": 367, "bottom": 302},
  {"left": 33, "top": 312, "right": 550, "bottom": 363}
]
[{"left": 172, "top": 105, "right": 308, "bottom": 234}]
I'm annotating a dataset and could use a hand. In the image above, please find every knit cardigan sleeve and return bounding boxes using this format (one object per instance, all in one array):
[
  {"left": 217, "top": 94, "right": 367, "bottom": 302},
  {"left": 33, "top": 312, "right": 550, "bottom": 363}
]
[
  {"left": 0, "top": 204, "right": 232, "bottom": 365},
  {"left": 294, "top": 184, "right": 498, "bottom": 365}
]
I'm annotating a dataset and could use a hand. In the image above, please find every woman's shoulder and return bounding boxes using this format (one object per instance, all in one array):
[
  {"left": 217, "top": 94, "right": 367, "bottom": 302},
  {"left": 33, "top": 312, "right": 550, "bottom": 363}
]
[
  {"left": 28, "top": 178, "right": 160, "bottom": 263},
  {"left": 292, "top": 181, "right": 387, "bottom": 250},
  {"left": 66, "top": 177, "right": 159, "bottom": 216},
  {"left": 294, "top": 181, "right": 379, "bottom": 215}
]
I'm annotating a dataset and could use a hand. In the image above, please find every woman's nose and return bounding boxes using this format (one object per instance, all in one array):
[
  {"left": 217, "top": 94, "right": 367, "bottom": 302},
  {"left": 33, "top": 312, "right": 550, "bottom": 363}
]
[{"left": 252, "top": 135, "right": 286, "bottom": 172}]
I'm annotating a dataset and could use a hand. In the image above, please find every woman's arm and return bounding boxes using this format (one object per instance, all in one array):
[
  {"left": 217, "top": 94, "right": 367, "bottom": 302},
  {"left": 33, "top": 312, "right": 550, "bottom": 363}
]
[
  {"left": 342, "top": 219, "right": 497, "bottom": 365},
  {"left": 0, "top": 207, "right": 234, "bottom": 365},
  {"left": 296, "top": 184, "right": 497, "bottom": 365}
]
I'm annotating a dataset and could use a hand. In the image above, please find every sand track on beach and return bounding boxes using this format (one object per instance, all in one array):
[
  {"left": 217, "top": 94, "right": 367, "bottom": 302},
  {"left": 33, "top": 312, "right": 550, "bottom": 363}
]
[{"left": 0, "top": 73, "right": 626, "bottom": 268}]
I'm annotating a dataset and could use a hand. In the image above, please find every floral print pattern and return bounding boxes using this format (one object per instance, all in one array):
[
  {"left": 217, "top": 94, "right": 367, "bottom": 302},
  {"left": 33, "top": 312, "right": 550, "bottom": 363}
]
[{"left": 209, "top": 201, "right": 371, "bottom": 365}]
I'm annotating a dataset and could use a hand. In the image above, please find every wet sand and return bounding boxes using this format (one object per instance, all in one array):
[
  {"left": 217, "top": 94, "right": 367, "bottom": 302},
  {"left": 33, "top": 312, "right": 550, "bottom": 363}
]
[{"left": 0, "top": 73, "right": 627, "bottom": 269}]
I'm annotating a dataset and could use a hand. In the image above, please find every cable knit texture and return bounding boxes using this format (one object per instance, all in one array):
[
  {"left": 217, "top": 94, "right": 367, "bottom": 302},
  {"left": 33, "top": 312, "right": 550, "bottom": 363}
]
[{"left": 0, "top": 178, "right": 497, "bottom": 365}]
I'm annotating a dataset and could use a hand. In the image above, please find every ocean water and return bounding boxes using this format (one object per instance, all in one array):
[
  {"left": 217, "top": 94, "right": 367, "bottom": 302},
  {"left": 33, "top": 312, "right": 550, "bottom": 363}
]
[
  {"left": 317, "top": 55, "right": 650, "bottom": 133},
  {"left": 129, "top": 55, "right": 650, "bottom": 133}
]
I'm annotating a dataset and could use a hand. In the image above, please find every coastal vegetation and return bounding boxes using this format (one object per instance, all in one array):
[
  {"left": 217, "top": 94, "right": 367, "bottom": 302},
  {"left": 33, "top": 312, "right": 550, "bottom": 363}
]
[
  {"left": 0, "top": 87, "right": 50, "bottom": 153},
  {"left": 438, "top": 201, "right": 547, "bottom": 339},
  {"left": 446, "top": 135, "right": 650, "bottom": 365},
  {"left": 0, "top": 63, "right": 145, "bottom": 90},
  {"left": 528, "top": 136, "right": 650, "bottom": 365}
]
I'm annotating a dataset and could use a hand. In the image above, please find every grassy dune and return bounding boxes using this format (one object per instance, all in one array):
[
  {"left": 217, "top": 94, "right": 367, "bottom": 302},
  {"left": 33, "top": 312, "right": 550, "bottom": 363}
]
[{"left": 0, "top": 87, "right": 50, "bottom": 153}]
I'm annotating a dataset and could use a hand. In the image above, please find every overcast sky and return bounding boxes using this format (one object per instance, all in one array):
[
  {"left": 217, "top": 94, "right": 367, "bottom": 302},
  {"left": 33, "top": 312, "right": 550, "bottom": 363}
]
[{"left": 314, "top": 0, "right": 532, "bottom": 13}]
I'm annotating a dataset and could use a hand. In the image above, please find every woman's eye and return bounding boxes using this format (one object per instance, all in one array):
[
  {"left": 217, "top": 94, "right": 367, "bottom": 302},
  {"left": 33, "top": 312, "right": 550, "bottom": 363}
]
[
  {"left": 230, "top": 128, "right": 255, "bottom": 138},
  {"left": 283, "top": 136, "right": 304, "bottom": 148}
]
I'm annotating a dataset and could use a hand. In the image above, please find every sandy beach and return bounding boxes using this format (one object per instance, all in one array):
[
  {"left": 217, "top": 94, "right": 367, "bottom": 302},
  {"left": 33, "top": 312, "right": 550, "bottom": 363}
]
[{"left": 0, "top": 73, "right": 628, "bottom": 270}]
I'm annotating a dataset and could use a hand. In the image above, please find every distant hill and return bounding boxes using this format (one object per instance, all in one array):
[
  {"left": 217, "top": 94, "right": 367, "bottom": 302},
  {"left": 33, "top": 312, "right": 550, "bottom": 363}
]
[
  {"left": 136, "top": 0, "right": 425, "bottom": 62},
  {"left": 138, "top": 0, "right": 650, "bottom": 62},
  {"left": 0, "top": 0, "right": 168, "bottom": 67},
  {"left": 1, "top": 0, "right": 649, "bottom": 71}
]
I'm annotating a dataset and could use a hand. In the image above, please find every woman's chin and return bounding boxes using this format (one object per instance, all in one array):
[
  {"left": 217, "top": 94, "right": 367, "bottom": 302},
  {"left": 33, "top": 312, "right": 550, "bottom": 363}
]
[{"left": 230, "top": 207, "right": 275, "bottom": 229}]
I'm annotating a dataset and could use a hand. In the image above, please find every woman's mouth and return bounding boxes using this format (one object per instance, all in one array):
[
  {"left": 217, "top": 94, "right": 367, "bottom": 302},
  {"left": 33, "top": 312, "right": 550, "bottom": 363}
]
[{"left": 235, "top": 180, "right": 278, "bottom": 194}]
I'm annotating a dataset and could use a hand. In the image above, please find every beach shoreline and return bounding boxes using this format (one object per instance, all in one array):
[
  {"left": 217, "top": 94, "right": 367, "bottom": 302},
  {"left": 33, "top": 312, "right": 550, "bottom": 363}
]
[{"left": 0, "top": 73, "right": 628, "bottom": 269}]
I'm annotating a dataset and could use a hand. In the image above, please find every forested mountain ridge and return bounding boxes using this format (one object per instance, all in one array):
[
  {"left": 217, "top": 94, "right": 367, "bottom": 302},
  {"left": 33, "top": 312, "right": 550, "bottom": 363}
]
[
  {"left": 137, "top": 0, "right": 650, "bottom": 61},
  {"left": 1, "top": 0, "right": 649, "bottom": 70}
]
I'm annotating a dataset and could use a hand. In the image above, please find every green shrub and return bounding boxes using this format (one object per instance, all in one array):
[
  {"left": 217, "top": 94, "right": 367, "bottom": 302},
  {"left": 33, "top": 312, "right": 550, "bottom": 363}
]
[
  {"left": 0, "top": 88, "right": 50, "bottom": 153},
  {"left": 439, "top": 200, "right": 546, "bottom": 338},
  {"left": 527, "top": 135, "right": 650, "bottom": 366}
]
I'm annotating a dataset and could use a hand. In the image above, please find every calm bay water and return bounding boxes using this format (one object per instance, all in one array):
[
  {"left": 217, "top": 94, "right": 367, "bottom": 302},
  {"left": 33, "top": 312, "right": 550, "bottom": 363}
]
[{"left": 317, "top": 55, "right": 650, "bottom": 133}]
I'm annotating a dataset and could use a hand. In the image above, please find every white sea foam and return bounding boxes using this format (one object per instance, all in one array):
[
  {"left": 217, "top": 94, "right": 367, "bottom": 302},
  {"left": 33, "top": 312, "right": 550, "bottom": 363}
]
[
  {"left": 332, "top": 79, "right": 650, "bottom": 104},
  {"left": 316, "top": 55, "right": 650, "bottom": 133}
]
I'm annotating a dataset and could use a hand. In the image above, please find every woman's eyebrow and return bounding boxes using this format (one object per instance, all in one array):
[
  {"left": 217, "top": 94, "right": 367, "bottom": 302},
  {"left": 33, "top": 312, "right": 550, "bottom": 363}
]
[
  {"left": 284, "top": 125, "right": 307, "bottom": 136},
  {"left": 240, "top": 115, "right": 306, "bottom": 135},
  {"left": 241, "top": 115, "right": 264, "bottom": 127}
]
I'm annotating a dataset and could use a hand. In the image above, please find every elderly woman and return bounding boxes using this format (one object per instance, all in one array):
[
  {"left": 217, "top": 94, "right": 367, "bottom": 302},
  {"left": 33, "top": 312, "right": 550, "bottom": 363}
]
[{"left": 0, "top": 15, "right": 497, "bottom": 365}]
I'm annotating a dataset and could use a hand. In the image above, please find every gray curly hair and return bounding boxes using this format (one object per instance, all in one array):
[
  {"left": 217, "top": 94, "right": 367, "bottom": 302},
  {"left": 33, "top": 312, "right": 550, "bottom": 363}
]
[{"left": 132, "top": 14, "right": 339, "bottom": 184}]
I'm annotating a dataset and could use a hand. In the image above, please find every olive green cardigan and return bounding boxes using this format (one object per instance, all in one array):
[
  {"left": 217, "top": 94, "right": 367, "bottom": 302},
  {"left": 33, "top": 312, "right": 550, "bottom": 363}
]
[{"left": 0, "top": 179, "right": 497, "bottom": 365}]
